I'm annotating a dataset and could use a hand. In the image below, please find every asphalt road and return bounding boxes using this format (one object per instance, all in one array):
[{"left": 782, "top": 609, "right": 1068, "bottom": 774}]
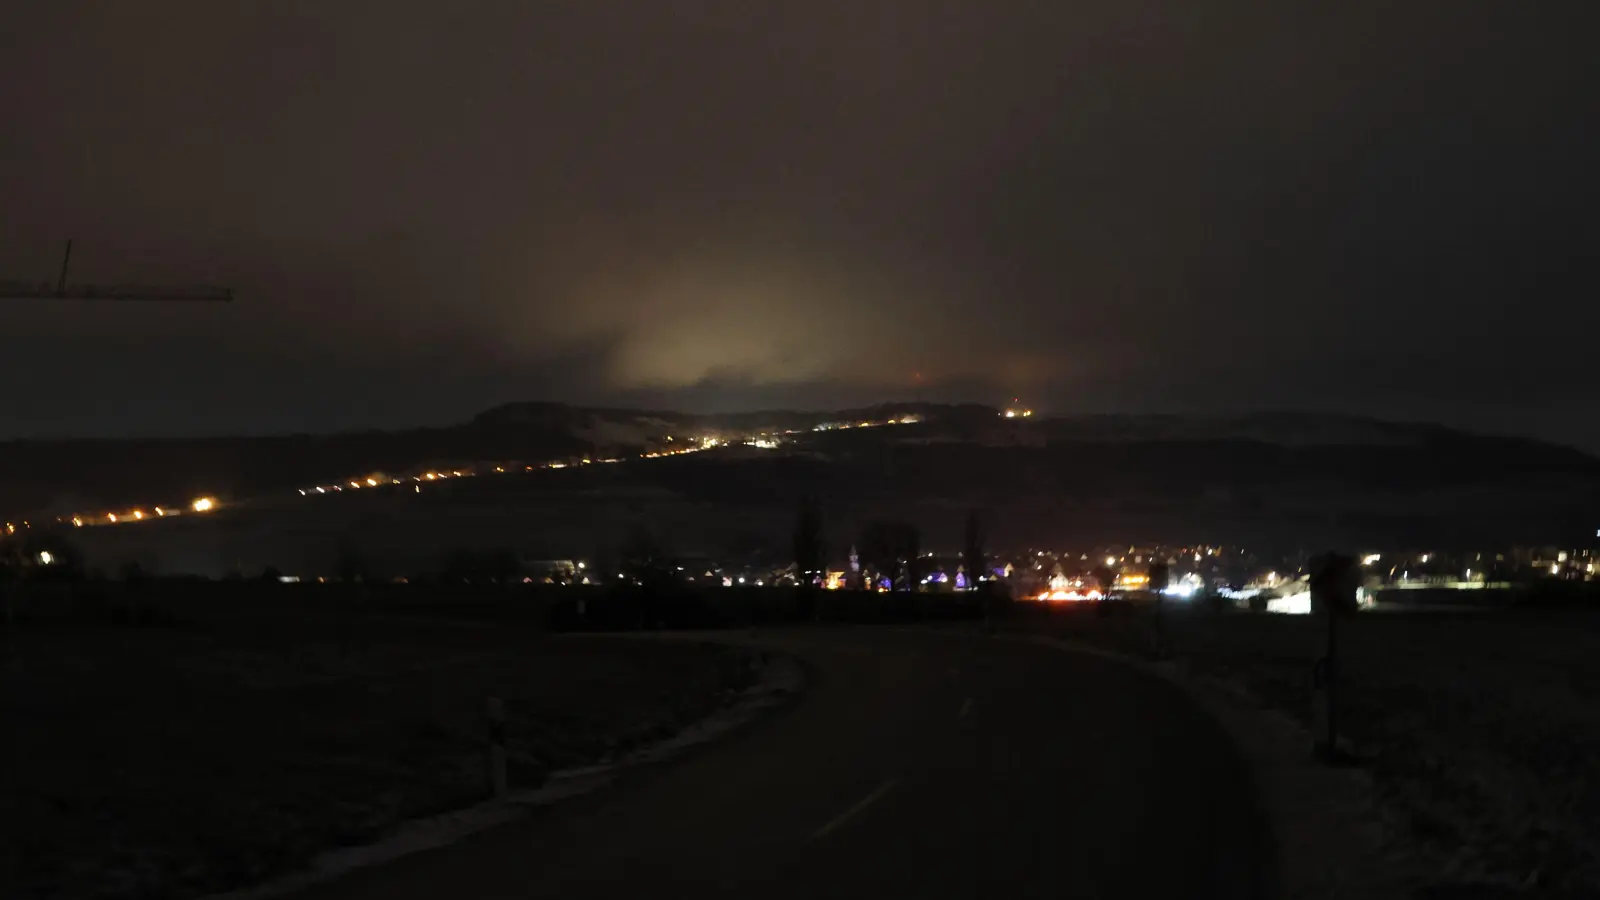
[{"left": 287, "top": 628, "right": 1276, "bottom": 899}]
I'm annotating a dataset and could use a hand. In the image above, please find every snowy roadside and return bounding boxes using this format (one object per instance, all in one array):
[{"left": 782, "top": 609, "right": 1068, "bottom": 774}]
[
  {"left": 1019, "top": 609, "right": 1600, "bottom": 897},
  {"left": 208, "top": 651, "right": 803, "bottom": 900},
  {"left": 1009, "top": 632, "right": 1412, "bottom": 900},
  {"left": 4, "top": 621, "right": 778, "bottom": 900}
]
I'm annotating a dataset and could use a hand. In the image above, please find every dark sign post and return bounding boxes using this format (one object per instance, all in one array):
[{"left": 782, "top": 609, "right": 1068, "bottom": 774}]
[
  {"left": 1309, "top": 553, "right": 1358, "bottom": 761},
  {"left": 486, "top": 696, "right": 508, "bottom": 799},
  {"left": 1147, "top": 562, "right": 1170, "bottom": 658}
]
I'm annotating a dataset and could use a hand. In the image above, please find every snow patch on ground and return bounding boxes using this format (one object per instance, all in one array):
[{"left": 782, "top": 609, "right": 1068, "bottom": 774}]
[
  {"left": 207, "top": 652, "right": 804, "bottom": 900},
  {"left": 1014, "top": 634, "right": 1410, "bottom": 900}
]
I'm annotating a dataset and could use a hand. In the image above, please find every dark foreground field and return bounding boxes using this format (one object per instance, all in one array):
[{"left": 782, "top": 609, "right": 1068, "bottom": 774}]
[
  {"left": 1013, "top": 603, "right": 1600, "bottom": 896},
  {"left": 0, "top": 593, "right": 756, "bottom": 900},
  {"left": 11, "top": 580, "right": 1600, "bottom": 898}
]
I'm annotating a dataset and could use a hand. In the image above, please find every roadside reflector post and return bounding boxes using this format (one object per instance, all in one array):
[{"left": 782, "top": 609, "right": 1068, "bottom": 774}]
[{"left": 487, "top": 696, "right": 508, "bottom": 799}]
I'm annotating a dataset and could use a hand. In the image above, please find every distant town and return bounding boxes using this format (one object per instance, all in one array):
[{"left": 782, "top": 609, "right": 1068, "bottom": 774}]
[{"left": 485, "top": 542, "right": 1600, "bottom": 615}]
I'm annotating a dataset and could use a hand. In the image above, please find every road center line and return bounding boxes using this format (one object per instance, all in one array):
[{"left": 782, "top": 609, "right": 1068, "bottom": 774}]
[
  {"left": 959, "top": 697, "right": 973, "bottom": 718},
  {"left": 808, "top": 779, "right": 900, "bottom": 842}
]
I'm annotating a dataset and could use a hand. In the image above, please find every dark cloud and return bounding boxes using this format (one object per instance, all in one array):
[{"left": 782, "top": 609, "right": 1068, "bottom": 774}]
[{"left": 0, "top": 2, "right": 1595, "bottom": 445}]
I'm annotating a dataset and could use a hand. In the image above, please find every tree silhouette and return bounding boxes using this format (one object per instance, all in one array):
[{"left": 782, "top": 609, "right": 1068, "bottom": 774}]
[
  {"left": 620, "top": 525, "right": 673, "bottom": 589},
  {"left": 859, "top": 519, "right": 920, "bottom": 590},
  {"left": 441, "top": 547, "right": 526, "bottom": 584},
  {"left": 792, "top": 495, "right": 825, "bottom": 587},
  {"left": 1147, "top": 562, "right": 1170, "bottom": 595},
  {"left": 1310, "top": 552, "right": 1359, "bottom": 616},
  {"left": 482, "top": 548, "right": 521, "bottom": 584},
  {"left": 335, "top": 542, "right": 368, "bottom": 583},
  {"left": 441, "top": 547, "right": 477, "bottom": 583},
  {"left": 962, "top": 510, "right": 986, "bottom": 591},
  {"left": 858, "top": 520, "right": 897, "bottom": 589},
  {"left": 1091, "top": 563, "right": 1116, "bottom": 598},
  {"left": 119, "top": 560, "right": 147, "bottom": 584},
  {"left": 903, "top": 525, "right": 922, "bottom": 590}
]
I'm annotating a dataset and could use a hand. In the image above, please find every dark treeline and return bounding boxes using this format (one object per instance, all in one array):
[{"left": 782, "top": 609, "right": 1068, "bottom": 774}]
[{"left": 0, "top": 579, "right": 987, "bottom": 632}]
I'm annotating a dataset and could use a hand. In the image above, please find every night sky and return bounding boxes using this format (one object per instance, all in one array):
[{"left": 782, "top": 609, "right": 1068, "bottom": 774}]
[{"left": 1, "top": 4, "right": 1595, "bottom": 446}]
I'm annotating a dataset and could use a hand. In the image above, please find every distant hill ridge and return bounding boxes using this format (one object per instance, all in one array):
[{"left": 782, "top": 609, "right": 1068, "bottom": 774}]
[{"left": 0, "top": 402, "right": 1594, "bottom": 519}]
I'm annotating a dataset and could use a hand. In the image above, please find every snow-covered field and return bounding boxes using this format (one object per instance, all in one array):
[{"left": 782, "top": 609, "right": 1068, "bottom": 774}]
[
  {"left": 1038, "top": 608, "right": 1600, "bottom": 896},
  {"left": 0, "top": 604, "right": 754, "bottom": 899}
]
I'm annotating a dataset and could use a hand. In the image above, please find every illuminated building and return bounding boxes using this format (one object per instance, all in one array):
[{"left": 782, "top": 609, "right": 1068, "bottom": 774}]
[
  {"left": 1035, "top": 572, "right": 1101, "bottom": 601},
  {"left": 1114, "top": 572, "right": 1150, "bottom": 590}
]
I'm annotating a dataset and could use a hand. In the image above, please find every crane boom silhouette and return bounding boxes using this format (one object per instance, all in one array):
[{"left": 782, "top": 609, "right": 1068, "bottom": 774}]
[{"left": 0, "top": 241, "right": 233, "bottom": 302}]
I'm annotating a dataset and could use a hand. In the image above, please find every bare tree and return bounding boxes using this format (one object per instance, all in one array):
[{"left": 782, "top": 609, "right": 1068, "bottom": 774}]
[{"left": 620, "top": 525, "right": 671, "bottom": 587}]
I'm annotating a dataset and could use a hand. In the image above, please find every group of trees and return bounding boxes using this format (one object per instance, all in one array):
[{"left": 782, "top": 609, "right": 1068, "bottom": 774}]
[
  {"left": 439, "top": 547, "right": 521, "bottom": 584},
  {"left": 619, "top": 525, "right": 677, "bottom": 589},
  {"left": 857, "top": 519, "right": 921, "bottom": 589},
  {"left": 794, "top": 499, "right": 992, "bottom": 593}
]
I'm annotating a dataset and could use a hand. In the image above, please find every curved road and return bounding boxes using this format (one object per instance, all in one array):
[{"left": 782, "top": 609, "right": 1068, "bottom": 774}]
[{"left": 288, "top": 628, "right": 1276, "bottom": 899}]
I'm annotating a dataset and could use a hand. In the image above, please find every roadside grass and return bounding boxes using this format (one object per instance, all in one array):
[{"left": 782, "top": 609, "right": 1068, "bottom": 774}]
[
  {"left": 1020, "top": 605, "right": 1600, "bottom": 896},
  {"left": 0, "top": 606, "right": 753, "bottom": 899}
]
